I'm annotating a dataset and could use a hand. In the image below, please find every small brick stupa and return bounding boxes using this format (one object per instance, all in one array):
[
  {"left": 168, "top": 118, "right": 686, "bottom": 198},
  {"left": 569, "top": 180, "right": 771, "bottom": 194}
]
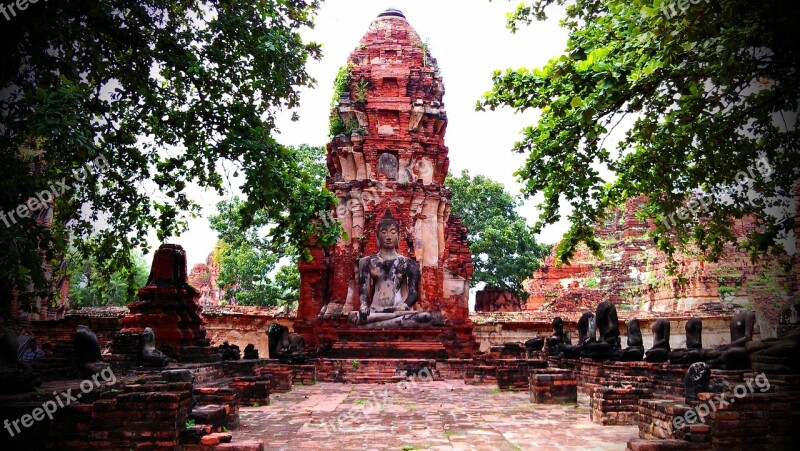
[
  {"left": 295, "top": 9, "right": 475, "bottom": 358},
  {"left": 119, "top": 244, "right": 205, "bottom": 355}
]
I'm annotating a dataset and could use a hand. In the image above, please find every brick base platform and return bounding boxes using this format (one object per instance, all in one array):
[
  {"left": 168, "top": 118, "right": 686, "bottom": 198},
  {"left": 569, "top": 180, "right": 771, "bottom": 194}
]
[
  {"left": 530, "top": 371, "right": 578, "bottom": 404},
  {"left": 590, "top": 386, "right": 653, "bottom": 425},
  {"left": 315, "top": 358, "right": 441, "bottom": 383}
]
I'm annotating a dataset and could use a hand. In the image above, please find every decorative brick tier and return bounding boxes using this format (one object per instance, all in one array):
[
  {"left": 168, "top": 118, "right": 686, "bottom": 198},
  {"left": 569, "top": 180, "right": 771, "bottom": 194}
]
[
  {"left": 590, "top": 386, "right": 653, "bottom": 425},
  {"left": 325, "top": 329, "right": 449, "bottom": 359},
  {"left": 530, "top": 371, "right": 578, "bottom": 404}
]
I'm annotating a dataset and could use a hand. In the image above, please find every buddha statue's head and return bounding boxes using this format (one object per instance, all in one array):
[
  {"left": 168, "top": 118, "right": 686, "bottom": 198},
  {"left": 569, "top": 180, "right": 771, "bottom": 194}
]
[{"left": 376, "top": 209, "right": 400, "bottom": 250}]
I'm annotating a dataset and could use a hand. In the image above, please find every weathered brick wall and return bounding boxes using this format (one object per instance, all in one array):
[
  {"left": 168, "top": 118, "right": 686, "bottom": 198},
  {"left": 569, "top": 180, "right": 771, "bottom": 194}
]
[
  {"left": 547, "top": 357, "right": 749, "bottom": 399},
  {"left": 17, "top": 305, "right": 293, "bottom": 360},
  {"left": 475, "top": 289, "right": 521, "bottom": 312},
  {"left": 590, "top": 386, "right": 653, "bottom": 425},
  {"left": 0, "top": 380, "right": 192, "bottom": 450},
  {"left": 525, "top": 196, "right": 792, "bottom": 329},
  {"left": 18, "top": 308, "right": 126, "bottom": 350},
  {"left": 202, "top": 306, "right": 294, "bottom": 358},
  {"left": 530, "top": 371, "right": 578, "bottom": 404},
  {"left": 703, "top": 390, "right": 800, "bottom": 449}
]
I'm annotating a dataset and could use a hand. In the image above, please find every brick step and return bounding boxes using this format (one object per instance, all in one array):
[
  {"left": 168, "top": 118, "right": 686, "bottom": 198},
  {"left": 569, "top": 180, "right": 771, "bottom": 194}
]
[{"left": 190, "top": 405, "right": 228, "bottom": 429}]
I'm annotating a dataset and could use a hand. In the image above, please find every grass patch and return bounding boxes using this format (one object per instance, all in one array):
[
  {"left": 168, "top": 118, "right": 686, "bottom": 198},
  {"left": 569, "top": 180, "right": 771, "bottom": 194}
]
[{"left": 354, "top": 399, "right": 368, "bottom": 405}]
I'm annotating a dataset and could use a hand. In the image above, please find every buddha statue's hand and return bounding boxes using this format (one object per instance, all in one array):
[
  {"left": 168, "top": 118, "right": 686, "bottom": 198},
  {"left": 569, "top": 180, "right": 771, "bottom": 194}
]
[{"left": 359, "top": 305, "right": 369, "bottom": 321}]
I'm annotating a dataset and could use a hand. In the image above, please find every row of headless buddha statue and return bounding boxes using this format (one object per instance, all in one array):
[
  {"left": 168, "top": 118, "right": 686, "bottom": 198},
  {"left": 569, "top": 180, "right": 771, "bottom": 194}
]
[
  {"left": 535, "top": 301, "right": 648, "bottom": 362},
  {"left": 526, "top": 300, "right": 790, "bottom": 371}
]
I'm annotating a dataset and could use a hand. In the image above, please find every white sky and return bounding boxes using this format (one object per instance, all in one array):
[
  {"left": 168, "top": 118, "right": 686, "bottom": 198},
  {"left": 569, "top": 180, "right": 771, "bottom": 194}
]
[{"left": 155, "top": 0, "right": 572, "bottom": 267}]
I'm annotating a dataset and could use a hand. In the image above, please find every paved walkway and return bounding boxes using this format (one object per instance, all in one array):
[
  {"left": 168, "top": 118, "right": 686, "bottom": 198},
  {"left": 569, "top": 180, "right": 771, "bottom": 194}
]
[{"left": 231, "top": 381, "right": 637, "bottom": 450}]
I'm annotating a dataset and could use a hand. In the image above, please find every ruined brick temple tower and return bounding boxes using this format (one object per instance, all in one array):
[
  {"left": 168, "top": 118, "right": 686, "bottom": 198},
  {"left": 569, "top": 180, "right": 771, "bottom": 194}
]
[{"left": 295, "top": 8, "right": 476, "bottom": 358}]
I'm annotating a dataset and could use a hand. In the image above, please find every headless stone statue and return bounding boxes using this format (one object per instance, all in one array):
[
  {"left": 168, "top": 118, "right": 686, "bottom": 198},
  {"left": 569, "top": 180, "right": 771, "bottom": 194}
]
[
  {"left": 582, "top": 301, "right": 622, "bottom": 360},
  {"left": 243, "top": 344, "right": 260, "bottom": 360},
  {"left": 684, "top": 362, "right": 711, "bottom": 404},
  {"left": 219, "top": 341, "right": 241, "bottom": 361},
  {"left": 705, "top": 310, "right": 756, "bottom": 369},
  {"left": 560, "top": 311, "right": 593, "bottom": 358},
  {"left": 618, "top": 318, "right": 644, "bottom": 362},
  {"left": 645, "top": 319, "right": 671, "bottom": 363},
  {"left": 729, "top": 310, "right": 756, "bottom": 347},
  {"left": 546, "top": 317, "right": 565, "bottom": 356},
  {"left": 709, "top": 310, "right": 756, "bottom": 370},
  {"left": 266, "top": 323, "right": 305, "bottom": 363},
  {"left": 524, "top": 336, "right": 545, "bottom": 352},
  {"left": 196, "top": 328, "right": 210, "bottom": 347},
  {"left": 74, "top": 325, "right": 111, "bottom": 378},
  {"left": 352, "top": 210, "right": 432, "bottom": 329},
  {"left": 669, "top": 317, "right": 705, "bottom": 364},
  {"left": 0, "top": 327, "right": 42, "bottom": 394},
  {"left": 747, "top": 327, "right": 800, "bottom": 374},
  {"left": 139, "top": 327, "right": 171, "bottom": 367}
]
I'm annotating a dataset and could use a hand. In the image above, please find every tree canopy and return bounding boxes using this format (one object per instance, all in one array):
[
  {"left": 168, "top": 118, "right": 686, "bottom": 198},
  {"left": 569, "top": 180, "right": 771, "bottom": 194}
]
[
  {"left": 208, "top": 145, "right": 329, "bottom": 306},
  {"left": 480, "top": 0, "right": 799, "bottom": 267},
  {"left": 446, "top": 170, "right": 550, "bottom": 301},
  {"left": 64, "top": 249, "right": 149, "bottom": 309},
  {"left": 0, "top": 1, "right": 338, "bottom": 313}
]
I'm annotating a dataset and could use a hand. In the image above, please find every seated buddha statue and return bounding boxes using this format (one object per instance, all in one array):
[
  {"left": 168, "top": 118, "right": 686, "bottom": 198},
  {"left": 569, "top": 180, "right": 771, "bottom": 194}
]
[{"left": 350, "top": 210, "right": 433, "bottom": 329}]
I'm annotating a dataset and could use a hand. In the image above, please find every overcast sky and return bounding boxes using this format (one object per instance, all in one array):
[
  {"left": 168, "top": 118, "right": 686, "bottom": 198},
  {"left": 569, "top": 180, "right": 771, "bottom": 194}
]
[{"left": 156, "top": 0, "right": 572, "bottom": 267}]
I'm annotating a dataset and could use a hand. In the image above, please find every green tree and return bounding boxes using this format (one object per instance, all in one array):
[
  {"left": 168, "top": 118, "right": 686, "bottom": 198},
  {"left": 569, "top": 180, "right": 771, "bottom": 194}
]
[
  {"left": 211, "top": 240, "right": 298, "bottom": 307},
  {"left": 208, "top": 144, "right": 330, "bottom": 306},
  {"left": 0, "top": 1, "right": 337, "bottom": 314},
  {"left": 446, "top": 170, "right": 550, "bottom": 301},
  {"left": 65, "top": 249, "right": 150, "bottom": 308},
  {"left": 480, "top": 0, "right": 799, "bottom": 267}
]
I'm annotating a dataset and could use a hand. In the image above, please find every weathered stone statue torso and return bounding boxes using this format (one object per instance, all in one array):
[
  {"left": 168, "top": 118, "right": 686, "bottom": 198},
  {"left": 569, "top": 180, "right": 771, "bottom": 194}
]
[{"left": 351, "top": 212, "right": 431, "bottom": 329}]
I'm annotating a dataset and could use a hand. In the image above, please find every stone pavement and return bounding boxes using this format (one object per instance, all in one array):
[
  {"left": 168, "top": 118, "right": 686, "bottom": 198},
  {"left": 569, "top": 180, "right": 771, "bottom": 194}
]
[{"left": 231, "top": 381, "right": 638, "bottom": 450}]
